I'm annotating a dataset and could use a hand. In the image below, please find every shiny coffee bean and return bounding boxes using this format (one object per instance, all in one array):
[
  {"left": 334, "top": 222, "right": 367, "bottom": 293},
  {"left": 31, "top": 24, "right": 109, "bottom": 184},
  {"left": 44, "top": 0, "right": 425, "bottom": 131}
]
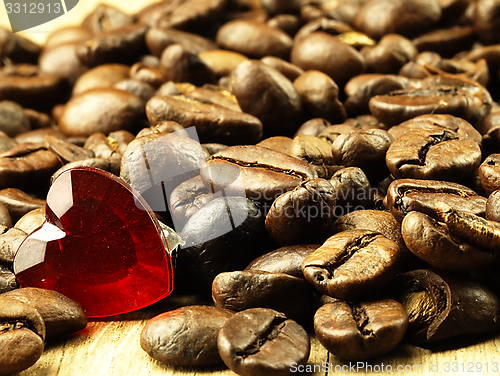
[
  {"left": 302, "top": 230, "right": 401, "bottom": 300},
  {"left": 44, "top": 26, "right": 92, "bottom": 49},
  {"left": 198, "top": 49, "right": 248, "bottom": 78},
  {"left": 39, "top": 42, "right": 88, "bottom": 86},
  {"left": 201, "top": 145, "right": 317, "bottom": 203},
  {"left": 261, "top": 56, "right": 304, "bottom": 82},
  {"left": 146, "top": 95, "right": 263, "bottom": 145},
  {"left": 361, "top": 34, "right": 417, "bottom": 74},
  {"left": 217, "top": 308, "right": 310, "bottom": 376},
  {"left": 0, "top": 227, "right": 27, "bottom": 264},
  {"left": 402, "top": 210, "right": 497, "bottom": 271},
  {"left": 145, "top": 27, "right": 217, "bottom": 57},
  {"left": 386, "top": 178, "right": 487, "bottom": 223},
  {"left": 169, "top": 175, "right": 213, "bottom": 225},
  {"left": 2, "top": 287, "right": 87, "bottom": 339},
  {"left": 0, "top": 100, "right": 30, "bottom": 137},
  {"left": 15, "top": 207, "right": 45, "bottom": 234},
  {"left": 394, "top": 269, "right": 500, "bottom": 343},
  {"left": 386, "top": 129, "right": 481, "bottom": 183},
  {"left": 245, "top": 244, "right": 319, "bottom": 278},
  {"left": 59, "top": 88, "right": 145, "bottom": 137},
  {"left": 230, "top": 60, "right": 303, "bottom": 137},
  {"left": 0, "top": 297, "right": 45, "bottom": 375},
  {"left": 293, "top": 70, "right": 347, "bottom": 124},
  {"left": 287, "top": 134, "right": 339, "bottom": 178},
  {"left": 141, "top": 305, "right": 233, "bottom": 366},
  {"left": 329, "top": 167, "right": 374, "bottom": 216},
  {"left": 212, "top": 270, "right": 315, "bottom": 324},
  {"left": 114, "top": 79, "right": 156, "bottom": 103},
  {"left": 0, "top": 202, "right": 10, "bottom": 227},
  {"left": 412, "top": 26, "right": 475, "bottom": 58},
  {"left": 294, "top": 118, "right": 330, "bottom": 137},
  {"left": 314, "top": 299, "right": 408, "bottom": 360},
  {"left": 291, "top": 31, "right": 366, "bottom": 88},
  {"left": 479, "top": 154, "right": 500, "bottom": 196},
  {"left": 265, "top": 178, "right": 337, "bottom": 245},
  {"left": 486, "top": 189, "right": 500, "bottom": 223},
  {"left": 257, "top": 136, "right": 292, "bottom": 154},
  {"left": 0, "top": 264, "right": 18, "bottom": 293},
  {"left": 216, "top": 19, "right": 293, "bottom": 60},
  {"left": 72, "top": 64, "right": 130, "bottom": 96}
]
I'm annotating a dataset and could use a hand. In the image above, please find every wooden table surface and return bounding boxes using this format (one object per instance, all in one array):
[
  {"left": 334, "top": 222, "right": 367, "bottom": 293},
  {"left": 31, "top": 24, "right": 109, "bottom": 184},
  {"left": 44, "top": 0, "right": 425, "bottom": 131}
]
[{"left": 3, "top": 1, "right": 500, "bottom": 375}]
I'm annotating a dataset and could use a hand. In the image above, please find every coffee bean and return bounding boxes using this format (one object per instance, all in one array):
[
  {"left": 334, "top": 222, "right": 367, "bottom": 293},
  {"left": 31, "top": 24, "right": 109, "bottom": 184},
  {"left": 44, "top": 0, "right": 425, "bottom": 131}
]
[
  {"left": 486, "top": 189, "right": 500, "bottom": 222},
  {"left": 0, "top": 29, "right": 40, "bottom": 64},
  {"left": 265, "top": 178, "right": 337, "bottom": 245},
  {"left": 245, "top": 244, "right": 319, "bottom": 278},
  {"left": 146, "top": 95, "right": 263, "bottom": 145},
  {"left": 394, "top": 269, "right": 500, "bottom": 343},
  {"left": 361, "top": 34, "right": 418, "bottom": 74},
  {"left": 291, "top": 31, "right": 366, "bottom": 88},
  {"left": 216, "top": 20, "right": 293, "bottom": 60},
  {"left": 81, "top": 4, "right": 133, "bottom": 34},
  {"left": 287, "top": 134, "right": 339, "bottom": 178},
  {"left": 72, "top": 64, "right": 130, "bottom": 96},
  {"left": 145, "top": 27, "right": 217, "bottom": 57},
  {"left": 0, "top": 265, "right": 18, "bottom": 293},
  {"left": 261, "top": 56, "right": 304, "bottom": 82},
  {"left": 217, "top": 308, "right": 310, "bottom": 376},
  {"left": 0, "top": 297, "right": 45, "bottom": 375},
  {"left": 402, "top": 210, "right": 497, "bottom": 271},
  {"left": 413, "top": 26, "right": 475, "bottom": 58},
  {"left": 0, "top": 227, "right": 27, "bottom": 264},
  {"left": 141, "top": 305, "right": 233, "bottom": 366},
  {"left": 386, "top": 178, "right": 487, "bottom": 223},
  {"left": 230, "top": 60, "right": 303, "bottom": 137},
  {"left": 198, "top": 49, "right": 248, "bottom": 78},
  {"left": 39, "top": 42, "right": 89, "bottom": 86},
  {"left": 44, "top": 26, "right": 92, "bottom": 50},
  {"left": 201, "top": 145, "right": 317, "bottom": 203},
  {"left": 294, "top": 118, "right": 330, "bottom": 138},
  {"left": 2, "top": 287, "right": 87, "bottom": 339},
  {"left": 266, "top": 14, "right": 302, "bottom": 37},
  {"left": 0, "top": 100, "right": 30, "bottom": 137},
  {"left": 114, "top": 79, "right": 156, "bottom": 103},
  {"left": 59, "top": 88, "right": 145, "bottom": 137},
  {"left": 169, "top": 175, "right": 213, "bottom": 225},
  {"left": 314, "top": 299, "right": 408, "bottom": 360},
  {"left": 386, "top": 129, "right": 481, "bottom": 183},
  {"left": 129, "top": 62, "right": 165, "bottom": 89},
  {"left": 329, "top": 167, "right": 374, "bottom": 215},
  {"left": 302, "top": 230, "right": 401, "bottom": 300}
]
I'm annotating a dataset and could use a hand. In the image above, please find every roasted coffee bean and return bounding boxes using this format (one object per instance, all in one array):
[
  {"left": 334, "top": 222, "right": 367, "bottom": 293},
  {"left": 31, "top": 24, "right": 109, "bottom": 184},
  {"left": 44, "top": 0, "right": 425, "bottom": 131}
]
[
  {"left": 179, "top": 197, "right": 266, "bottom": 293},
  {"left": 260, "top": 56, "right": 304, "bottom": 82},
  {"left": 329, "top": 209, "right": 413, "bottom": 266},
  {"left": 0, "top": 188, "right": 44, "bottom": 224},
  {"left": 140, "top": 0, "right": 225, "bottom": 32},
  {"left": 474, "top": 0, "right": 500, "bottom": 45},
  {"left": 329, "top": 167, "right": 374, "bottom": 216},
  {"left": 183, "top": 85, "right": 242, "bottom": 113},
  {"left": 361, "top": 34, "right": 418, "bottom": 74},
  {"left": 145, "top": 27, "right": 217, "bottom": 57},
  {"left": 44, "top": 26, "right": 93, "bottom": 49},
  {"left": 344, "top": 74, "right": 411, "bottom": 115},
  {"left": 214, "top": 269, "right": 317, "bottom": 324},
  {"left": 291, "top": 31, "right": 366, "bottom": 88},
  {"left": 257, "top": 136, "right": 292, "bottom": 154},
  {"left": 14, "top": 207, "right": 45, "bottom": 234},
  {"left": 293, "top": 70, "right": 347, "bottom": 124},
  {"left": 369, "top": 86, "right": 481, "bottom": 127},
  {"left": 0, "top": 264, "right": 18, "bottom": 293},
  {"left": 386, "top": 178, "right": 487, "bottom": 223},
  {"left": 302, "top": 230, "right": 401, "bottom": 300},
  {"left": 15, "top": 129, "right": 65, "bottom": 146},
  {"left": 2, "top": 287, "right": 87, "bottom": 339},
  {"left": 216, "top": 19, "right": 293, "bottom": 60},
  {"left": 39, "top": 42, "right": 88, "bottom": 86},
  {"left": 0, "top": 297, "right": 45, "bottom": 375},
  {"left": 217, "top": 308, "right": 310, "bottom": 376},
  {"left": 76, "top": 24, "right": 148, "bottom": 67},
  {"left": 0, "top": 202, "right": 10, "bottom": 227},
  {"left": 146, "top": 95, "right": 263, "bottom": 145},
  {"left": 0, "top": 100, "right": 30, "bottom": 137},
  {"left": 265, "top": 178, "right": 337, "bottom": 245},
  {"left": 51, "top": 158, "right": 115, "bottom": 182},
  {"left": 266, "top": 14, "right": 302, "bottom": 37},
  {"left": 294, "top": 118, "right": 330, "bottom": 137},
  {"left": 198, "top": 49, "right": 248, "bottom": 78},
  {"left": 72, "top": 64, "right": 130, "bottom": 96},
  {"left": 169, "top": 175, "right": 213, "bottom": 225},
  {"left": 0, "top": 75, "right": 66, "bottom": 110},
  {"left": 0, "top": 131, "right": 17, "bottom": 152},
  {"left": 129, "top": 62, "right": 165, "bottom": 89},
  {"left": 314, "top": 299, "right": 408, "bottom": 360},
  {"left": 135, "top": 120, "right": 186, "bottom": 138},
  {"left": 201, "top": 145, "right": 317, "bottom": 203},
  {"left": 412, "top": 26, "right": 475, "bottom": 58},
  {"left": 114, "top": 79, "right": 156, "bottom": 103},
  {"left": 23, "top": 108, "right": 52, "bottom": 130},
  {"left": 388, "top": 114, "right": 482, "bottom": 146},
  {"left": 332, "top": 128, "right": 392, "bottom": 182},
  {"left": 81, "top": 4, "right": 133, "bottom": 34},
  {"left": 402, "top": 210, "right": 497, "bottom": 271},
  {"left": 245, "top": 244, "right": 319, "bottom": 278},
  {"left": 386, "top": 129, "right": 481, "bottom": 183},
  {"left": 44, "top": 135, "right": 94, "bottom": 164},
  {"left": 300, "top": 0, "right": 361, "bottom": 25},
  {"left": 287, "top": 134, "right": 339, "bottom": 178},
  {"left": 479, "top": 154, "right": 500, "bottom": 196},
  {"left": 0, "top": 143, "right": 62, "bottom": 191},
  {"left": 121, "top": 132, "right": 205, "bottom": 212},
  {"left": 486, "top": 189, "right": 500, "bottom": 223},
  {"left": 355, "top": 0, "right": 441, "bottom": 39},
  {"left": 159, "top": 44, "right": 216, "bottom": 86},
  {"left": 394, "top": 269, "right": 500, "bottom": 343},
  {"left": 59, "top": 88, "right": 145, "bottom": 137},
  {"left": 230, "top": 60, "right": 303, "bottom": 137},
  {"left": 0, "top": 227, "right": 27, "bottom": 264},
  {"left": 141, "top": 305, "right": 233, "bottom": 366},
  {"left": 0, "top": 28, "right": 40, "bottom": 64}
]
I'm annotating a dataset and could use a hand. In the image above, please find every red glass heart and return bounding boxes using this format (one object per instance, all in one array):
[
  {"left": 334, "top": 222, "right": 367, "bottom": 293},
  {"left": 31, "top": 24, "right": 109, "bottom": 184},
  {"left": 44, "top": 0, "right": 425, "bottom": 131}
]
[{"left": 13, "top": 167, "right": 174, "bottom": 318}]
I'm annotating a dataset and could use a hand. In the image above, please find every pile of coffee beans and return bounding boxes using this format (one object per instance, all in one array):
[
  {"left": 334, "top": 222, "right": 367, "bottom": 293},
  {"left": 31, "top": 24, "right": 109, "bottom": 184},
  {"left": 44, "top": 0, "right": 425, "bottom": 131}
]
[{"left": 3, "top": 0, "right": 500, "bottom": 374}]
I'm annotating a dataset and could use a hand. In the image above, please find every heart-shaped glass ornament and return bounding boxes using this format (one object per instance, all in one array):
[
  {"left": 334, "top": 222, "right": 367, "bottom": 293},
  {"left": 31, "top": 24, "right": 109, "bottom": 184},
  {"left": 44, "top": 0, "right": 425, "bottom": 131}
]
[{"left": 13, "top": 167, "right": 174, "bottom": 318}]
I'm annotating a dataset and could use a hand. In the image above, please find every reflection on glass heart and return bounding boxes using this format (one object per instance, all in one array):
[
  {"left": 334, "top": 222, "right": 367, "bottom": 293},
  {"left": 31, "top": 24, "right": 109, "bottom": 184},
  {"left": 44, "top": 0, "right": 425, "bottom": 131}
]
[
  {"left": 13, "top": 167, "right": 173, "bottom": 318},
  {"left": 5, "top": 1, "right": 80, "bottom": 33}
]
